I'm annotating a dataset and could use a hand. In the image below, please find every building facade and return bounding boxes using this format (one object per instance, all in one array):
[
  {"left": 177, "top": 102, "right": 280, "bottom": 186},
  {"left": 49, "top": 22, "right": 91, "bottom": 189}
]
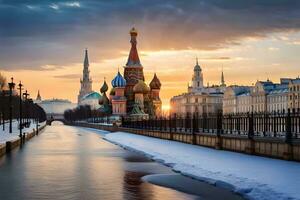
[
  {"left": 223, "top": 78, "right": 297, "bottom": 114},
  {"left": 170, "top": 60, "right": 225, "bottom": 116},
  {"left": 289, "top": 78, "right": 300, "bottom": 110}
]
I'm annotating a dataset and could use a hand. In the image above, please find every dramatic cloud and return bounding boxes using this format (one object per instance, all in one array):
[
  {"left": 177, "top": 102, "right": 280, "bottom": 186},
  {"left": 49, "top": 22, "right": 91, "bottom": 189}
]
[{"left": 1, "top": 0, "right": 300, "bottom": 70}]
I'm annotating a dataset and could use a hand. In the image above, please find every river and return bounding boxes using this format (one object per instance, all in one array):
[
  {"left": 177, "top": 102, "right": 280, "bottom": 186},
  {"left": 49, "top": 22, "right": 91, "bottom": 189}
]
[{"left": 0, "top": 122, "right": 243, "bottom": 200}]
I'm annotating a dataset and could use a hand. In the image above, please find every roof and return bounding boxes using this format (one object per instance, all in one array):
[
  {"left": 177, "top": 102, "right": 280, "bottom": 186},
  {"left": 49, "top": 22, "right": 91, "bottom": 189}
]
[
  {"left": 290, "top": 78, "right": 300, "bottom": 84},
  {"left": 100, "top": 80, "right": 108, "bottom": 93},
  {"left": 133, "top": 80, "right": 150, "bottom": 93},
  {"left": 149, "top": 73, "right": 161, "bottom": 89},
  {"left": 111, "top": 71, "right": 126, "bottom": 88},
  {"left": 82, "top": 92, "right": 101, "bottom": 100},
  {"left": 230, "top": 86, "right": 251, "bottom": 96},
  {"left": 194, "top": 58, "right": 201, "bottom": 71},
  {"left": 126, "top": 27, "right": 142, "bottom": 67}
]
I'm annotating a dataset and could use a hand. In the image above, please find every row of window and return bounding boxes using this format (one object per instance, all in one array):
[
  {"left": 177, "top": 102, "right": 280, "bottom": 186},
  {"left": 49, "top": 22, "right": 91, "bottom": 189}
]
[{"left": 289, "top": 85, "right": 300, "bottom": 92}]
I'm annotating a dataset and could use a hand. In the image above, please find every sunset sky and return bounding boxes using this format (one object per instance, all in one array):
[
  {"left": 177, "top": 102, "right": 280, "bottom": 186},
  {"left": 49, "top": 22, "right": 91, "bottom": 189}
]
[{"left": 1, "top": 0, "right": 300, "bottom": 108}]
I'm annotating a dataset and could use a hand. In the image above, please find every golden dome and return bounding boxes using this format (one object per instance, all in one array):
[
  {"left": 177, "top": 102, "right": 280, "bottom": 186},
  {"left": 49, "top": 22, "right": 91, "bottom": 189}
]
[
  {"left": 133, "top": 80, "right": 150, "bottom": 93},
  {"left": 130, "top": 27, "right": 138, "bottom": 36}
]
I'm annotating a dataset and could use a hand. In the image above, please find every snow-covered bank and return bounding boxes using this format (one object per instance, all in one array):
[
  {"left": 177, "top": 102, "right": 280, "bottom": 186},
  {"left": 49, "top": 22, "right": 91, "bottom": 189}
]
[
  {"left": 105, "top": 132, "right": 300, "bottom": 200},
  {"left": 0, "top": 120, "right": 46, "bottom": 144}
]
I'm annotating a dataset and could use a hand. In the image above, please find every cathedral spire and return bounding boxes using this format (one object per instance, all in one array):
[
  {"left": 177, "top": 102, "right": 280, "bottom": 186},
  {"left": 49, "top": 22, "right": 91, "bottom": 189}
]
[
  {"left": 36, "top": 90, "right": 41, "bottom": 101},
  {"left": 126, "top": 27, "right": 141, "bottom": 67},
  {"left": 221, "top": 68, "right": 226, "bottom": 87},
  {"left": 84, "top": 48, "right": 89, "bottom": 68}
]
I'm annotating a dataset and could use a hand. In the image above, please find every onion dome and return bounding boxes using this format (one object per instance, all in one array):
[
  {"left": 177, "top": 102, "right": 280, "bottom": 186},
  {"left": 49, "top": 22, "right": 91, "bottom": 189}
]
[
  {"left": 194, "top": 57, "right": 201, "bottom": 71},
  {"left": 111, "top": 71, "right": 126, "bottom": 88},
  {"left": 109, "top": 88, "right": 115, "bottom": 96},
  {"left": 130, "top": 27, "right": 138, "bottom": 36},
  {"left": 149, "top": 73, "right": 161, "bottom": 90},
  {"left": 100, "top": 80, "right": 108, "bottom": 93},
  {"left": 99, "top": 93, "right": 109, "bottom": 105},
  {"left": 133, "top": 80, "right": 150, "bottom": 93}
]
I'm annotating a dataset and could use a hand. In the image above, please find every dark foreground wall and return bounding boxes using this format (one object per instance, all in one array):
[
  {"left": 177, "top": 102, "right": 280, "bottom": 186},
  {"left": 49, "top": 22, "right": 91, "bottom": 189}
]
[{"left": 68, "top": 122, "right": 300, "bottom": 162}]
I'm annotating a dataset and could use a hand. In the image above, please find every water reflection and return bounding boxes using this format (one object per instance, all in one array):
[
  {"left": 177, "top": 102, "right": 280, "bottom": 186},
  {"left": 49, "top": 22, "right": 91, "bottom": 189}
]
[{"left": 0, "top": 123, "right": 196, "bottom": 200}]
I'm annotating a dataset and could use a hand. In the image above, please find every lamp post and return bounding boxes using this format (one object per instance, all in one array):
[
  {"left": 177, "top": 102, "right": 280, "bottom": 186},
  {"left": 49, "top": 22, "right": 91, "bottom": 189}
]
[
  {"left": 18, "top": 81, "right": 23, "bottom": 138},
  {"left": 23, "top": 90, "right": 29, "bottom": 124},
  {"left": 8, "top": 77, "right": 15, "bottom": 133}
]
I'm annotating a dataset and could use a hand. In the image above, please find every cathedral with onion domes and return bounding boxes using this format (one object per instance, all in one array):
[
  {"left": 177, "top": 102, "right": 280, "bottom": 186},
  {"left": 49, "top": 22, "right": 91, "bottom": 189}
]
[{"left": 99, "top": 27, "right": 162, "bottom": 119}]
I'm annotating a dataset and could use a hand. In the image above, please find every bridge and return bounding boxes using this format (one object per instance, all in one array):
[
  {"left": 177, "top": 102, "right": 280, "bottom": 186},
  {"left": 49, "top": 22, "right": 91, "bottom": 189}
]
[{"left": 46, "top": 113, "right": 66, "bottom": 125}]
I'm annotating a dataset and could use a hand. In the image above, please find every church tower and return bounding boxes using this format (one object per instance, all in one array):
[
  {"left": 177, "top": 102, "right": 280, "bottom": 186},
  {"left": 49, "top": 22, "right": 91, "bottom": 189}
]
[
  {"left": 150, "top": 73, "right": 162, "bottom": 116},
  {"left": 36, "top": 90, "right": 42, "bottom": 101},
  {"left": 192, "top": 58, "right": 204, "bottom": 91},
  {"left": 124, "top": 27, "right": 145, "bottom": 112},
  {"left": 220, "top": 70, "right": 226, "bottom": 87},
  {"left": 78, "top": 49, "right": 93, "bottom": 103}
]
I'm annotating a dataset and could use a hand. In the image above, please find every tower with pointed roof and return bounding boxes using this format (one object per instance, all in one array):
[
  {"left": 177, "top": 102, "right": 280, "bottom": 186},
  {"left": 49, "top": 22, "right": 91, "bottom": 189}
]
[
  {"left": 36, "top": 90, "right": 42, "bottom": 101},
  {"left": 35, "top": 90, "right": 42, "bottom": 103},
  {"left": 78, "top": 49, "right": 93, "bottom": 103},
  {"left": 191, "top": 58, "right": 204, "bottom": 92},
  {"left": 220, "top": 70, "right": 226, "bottom": 87},
  {"left": 149, "top": 73, "right": 162, "bottom": 116},
  {"left": 123, "top": 27, "right": 145, "bottom": 112}
]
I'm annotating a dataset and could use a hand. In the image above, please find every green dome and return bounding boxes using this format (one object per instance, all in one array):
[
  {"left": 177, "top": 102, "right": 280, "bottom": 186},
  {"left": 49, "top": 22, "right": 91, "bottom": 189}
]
[{"left": 100, "top": 80, "right": 108, "bottom": 93}]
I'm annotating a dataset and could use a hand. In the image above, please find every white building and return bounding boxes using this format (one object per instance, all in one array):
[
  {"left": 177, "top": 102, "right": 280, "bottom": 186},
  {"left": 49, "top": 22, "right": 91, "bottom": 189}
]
[
  {"left": 223, "top": 86, "right": 252, "bottom": 114},
  {"left": 223, "top": 78, "right": 294, "bottom": 114},
  {"left": 289, "top": 78, "right": 300, "bottom": 110},
  {"left": 170, "top": 59, "right": 225, "bottom": 116},
  {"left": 37, "top": 99, "right": 77, "bottom": 115}
]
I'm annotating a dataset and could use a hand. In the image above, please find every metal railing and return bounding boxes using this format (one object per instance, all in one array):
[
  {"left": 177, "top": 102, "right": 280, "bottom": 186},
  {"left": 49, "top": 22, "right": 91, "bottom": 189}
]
[{"left": 121, "top": 109, "right": 300, "bottom": 142}]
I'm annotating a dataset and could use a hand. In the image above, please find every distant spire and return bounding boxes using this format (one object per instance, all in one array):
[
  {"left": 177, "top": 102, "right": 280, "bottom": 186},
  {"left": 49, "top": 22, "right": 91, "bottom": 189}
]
[
  {"left": 126, "top": 27, "right": 141, "bottom": 67},
  {"left": 221, "top": 68, "right": 226, "bottom": 87},
  {"left": 84, "top": 48, "right": 89, "bottom": 68},
  {"left": 36, "top": 90, "right": 42, "bottom": 101},
  {"left": 196, "top": 57, "right": 199, "bottom": 65}
]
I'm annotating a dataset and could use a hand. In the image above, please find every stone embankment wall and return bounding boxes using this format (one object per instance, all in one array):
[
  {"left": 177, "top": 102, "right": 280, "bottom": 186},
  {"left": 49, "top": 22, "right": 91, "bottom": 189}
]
[
  {"left": 0, "top": 123, "right": 47, "bottom": 157},
  {"left": 68, "top": 122, "right": 300, "bottom": 162}
]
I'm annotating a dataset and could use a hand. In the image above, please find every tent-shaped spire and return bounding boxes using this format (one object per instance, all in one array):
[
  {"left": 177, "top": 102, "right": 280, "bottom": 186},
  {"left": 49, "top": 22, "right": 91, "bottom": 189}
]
[
  {"left": 221, "top": 68, "right": 226, "bottom": 87},
  {"left": 84, "top": 48, "right": 89, "bottom": 68},
  {"left": 36, "top": 90, "right": 42, "bottom": 101},
  {"left": 126, "top": 27, "right": 142, "bottom": 67}
]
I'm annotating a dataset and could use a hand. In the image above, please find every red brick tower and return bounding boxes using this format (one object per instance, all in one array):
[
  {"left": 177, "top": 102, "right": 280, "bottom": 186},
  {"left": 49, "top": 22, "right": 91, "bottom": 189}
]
[{"left": 124, "top": 27, "right": 145, "bottom": 112}]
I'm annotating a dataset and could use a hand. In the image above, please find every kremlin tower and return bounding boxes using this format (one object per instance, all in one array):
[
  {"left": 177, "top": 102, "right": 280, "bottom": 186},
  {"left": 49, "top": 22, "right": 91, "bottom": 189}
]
[{"left": 78, "top": 49, "right": 93, "bottom": 103}]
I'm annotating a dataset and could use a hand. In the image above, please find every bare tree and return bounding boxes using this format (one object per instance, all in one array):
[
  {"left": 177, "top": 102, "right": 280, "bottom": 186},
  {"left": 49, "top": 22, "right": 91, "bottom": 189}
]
[{"left": 0, "top": 73, "right": 6, "bottom": 91}]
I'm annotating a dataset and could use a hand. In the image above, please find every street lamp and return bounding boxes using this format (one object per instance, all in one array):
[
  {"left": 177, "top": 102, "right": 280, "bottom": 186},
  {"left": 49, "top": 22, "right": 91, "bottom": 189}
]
[
  {"left": 23, "top": 90, "right": 29, "bottom": 124},
  {"left": 8, "top": 77, "right": 15, "bottom": 133},
  {"left": 18, "top": 81, "right": 23, "bottom": 138}
]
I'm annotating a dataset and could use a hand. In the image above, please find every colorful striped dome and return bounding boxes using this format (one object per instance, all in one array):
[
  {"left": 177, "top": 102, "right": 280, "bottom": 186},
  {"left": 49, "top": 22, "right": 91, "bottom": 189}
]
[
  {"left": 111, "top": 71, "right": 126, "bottom": 88},
  {"left": 133, "top": 80, "right": 150, "bottom": 93}
]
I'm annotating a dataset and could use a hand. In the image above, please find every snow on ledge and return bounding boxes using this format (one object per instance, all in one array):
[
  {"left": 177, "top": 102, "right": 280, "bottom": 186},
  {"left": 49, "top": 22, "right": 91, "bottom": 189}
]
[{"left": 105, "top": 132, "right": 300, "bottom": 200}]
